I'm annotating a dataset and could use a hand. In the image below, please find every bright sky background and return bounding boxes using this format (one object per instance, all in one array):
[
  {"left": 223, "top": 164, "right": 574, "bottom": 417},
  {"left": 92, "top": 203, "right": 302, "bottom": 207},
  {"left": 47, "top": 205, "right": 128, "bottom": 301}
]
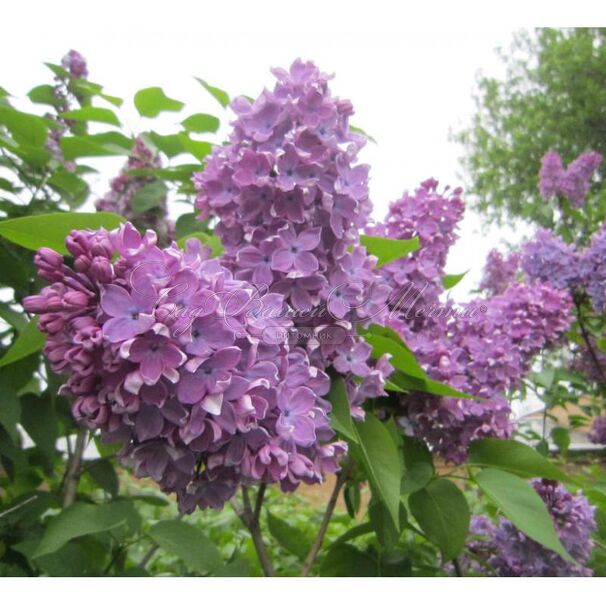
[{"left": 2, "top": 1, "right": 603, "bottom": 296}]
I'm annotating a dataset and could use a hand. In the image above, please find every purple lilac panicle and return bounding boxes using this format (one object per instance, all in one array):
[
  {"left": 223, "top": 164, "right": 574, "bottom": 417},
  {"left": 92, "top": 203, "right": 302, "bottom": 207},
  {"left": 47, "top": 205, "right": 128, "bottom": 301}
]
[
  {"left": 539, "top": 149, "right": 602, "bottom": 208},
  {"left": 95, "top": 137, "right": 174, "bottom": 241},
  {"left": 580, "top": 222, "right": 606, "bottom": 314},
  {"left": 468, "top": 480, "right": 596, "bottom": 576},
  {"left": 479, "top": 249, "right": 520, "bottom": 297},
  {"left": 24, "top": 223, "right": 346, "bottom": 512},
  {"left": 371, "top": 180, "right": 572, "bottom": 462},
  {"left": 521, "top": 228, "right": 581, "bottom": 291},
  {"left": 193, "top": 59, "right": 392, "bottom": 417}
]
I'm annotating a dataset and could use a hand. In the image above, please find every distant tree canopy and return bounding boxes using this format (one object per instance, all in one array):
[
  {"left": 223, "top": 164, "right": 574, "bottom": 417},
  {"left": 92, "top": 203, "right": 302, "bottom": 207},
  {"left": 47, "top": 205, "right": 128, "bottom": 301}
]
[{"left": 455, "top": 28, "right": 606, "bottom": 228}]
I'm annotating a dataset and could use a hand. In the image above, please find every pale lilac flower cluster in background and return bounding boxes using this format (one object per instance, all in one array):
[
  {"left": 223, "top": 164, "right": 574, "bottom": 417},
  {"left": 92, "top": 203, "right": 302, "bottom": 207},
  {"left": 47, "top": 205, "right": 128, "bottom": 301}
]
[
  {"left": 468, "top": 480, "right": 596, "bottom": 576},
  {"left": 96, "top": 137, "right": 175, "bottom": 242},
  {"left": 539, "top": 149, "right": 602, "bottom": 207},
  {"left": 372, "top": 181, "right": 572, "bottom": 462},
  {"left": 580, "top": 223, "right": 606, "bottom": 315},
  {"left": 521, "top": 228, "right": 581, "bottom": 291},
  {"left": 24, "top": 223, "right": 346, "bottom": 511},
  {"left": 479, "top": 249, "right": 520, "bottom": 297},
  {"left": 45, "top": 50, "right": 89, "bottom": 171},
  {"left": 193, "top": 60, "right": 393, "bottom": 418},
  {"left": 367, "top": 179, "right": 464, "bottom": 328}
]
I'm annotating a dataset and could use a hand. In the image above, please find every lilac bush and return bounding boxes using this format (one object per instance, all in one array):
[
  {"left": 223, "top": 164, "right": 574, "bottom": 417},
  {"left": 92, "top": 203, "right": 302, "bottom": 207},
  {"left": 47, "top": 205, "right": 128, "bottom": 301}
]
[{"left": 24, "top": 223, "right": 346, "bottom": 512}]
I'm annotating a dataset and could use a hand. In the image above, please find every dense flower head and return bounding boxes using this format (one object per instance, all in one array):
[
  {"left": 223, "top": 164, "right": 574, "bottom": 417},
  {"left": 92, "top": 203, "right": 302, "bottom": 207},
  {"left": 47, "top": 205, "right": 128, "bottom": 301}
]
[
  {"left": 479, "top": 249, "right": 520, "bottom": 296},
  {"left": 580, "top": 222, "right": 606, "bottom": 314},
  {"left": 367, "top": 179, "right": 464, "bottom": 325},
  {"left": 539, "top": 149, "right": 602, "bottom": 207},
  {"left": 521, "top": 228, "right": 582, "bottom": 291},
  {"left": 467, "top": 480, "right": 596, "bottom": 576},
  {"left": 394, "top": 282, "right": 572, "bottom": 462},
  {"left": 23, "top": 223, "right": 346, "bottom": 512},
  {"left": 589, "top": 415, "right": 606, "bottom": 445},
  {"left": 95, "top": 137, "right": 174, "bottom": 242},
  {"left": 193, "top": 59, "right": 392, "bottom": 416}
]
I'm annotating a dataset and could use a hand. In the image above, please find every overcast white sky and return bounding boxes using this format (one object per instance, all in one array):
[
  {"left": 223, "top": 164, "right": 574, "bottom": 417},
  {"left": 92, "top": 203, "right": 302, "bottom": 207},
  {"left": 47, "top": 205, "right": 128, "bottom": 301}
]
[{"left": 3, "top": 1, "right": 603, "bottom": 295}]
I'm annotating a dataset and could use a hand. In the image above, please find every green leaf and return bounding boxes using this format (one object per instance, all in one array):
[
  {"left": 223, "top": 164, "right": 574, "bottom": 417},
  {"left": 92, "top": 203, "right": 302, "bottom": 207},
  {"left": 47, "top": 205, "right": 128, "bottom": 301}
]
[
  {"left": 363, "top": 333, "right": 426, "bottom": 379},
  {"left": 388, "top": 369, "right": 475, "bottom": 399},
  {"left": 28, "top": 85, "right": 61, "bottom": 107},
  {"left": 60, "top": 132, "right": 133, "bottom": 160},
  {"left": 551, "top": 427, "right": 571, "bottom": 455},
  {"left": 177, "top": 232, "right": 223, "bottom": 257},
  {"left": 328, "top": 376, "right": 358, "bottom": 443},
  {"left": 0, "top": 211, "right": 123, "bottom": 254},
  {"left": 145, "top": 132, "right": 186, "bottom": 158},
  {"left": 359, "top": 234, "right": 420, "bottom": 268},
  {"left": 401, "top": 435, "right": 434, "bottom": 495},
  {"left": 409, "top": 478, "right": 470, "bottom": 560},
  {"left": 266, "top": 511, "right": 311, "bottom": 561},
  {"left": 61, "top": 107, "right": 120, "bottom": 127},
  {"left": 34, "top": 501, "right": 134, "bottom": 558},
  {"left": 175, "top": 212, "right": 201, "bottom": 239},
  {"left": 0, "top": 302, "right": 26, "bottom": 331},
  {"left": 0, "top": 107, "right": 48, "bottom": 147},
  {"left": 195, "top": 78, "right": 230, "bottom": 108},
  {"left": 20, "top": 393, "right": 57, "bottom": 463},
  {"left": 86, "top": 459, "right": 119, "bottom": 496},
  {"left": 442, "top": 271, "right": 469, "bottom": 290},
  {"left": 47, "top": 169, "right": 90, "bottom": 208},
  {"left": 130, "top": 181, "right": 168, "bottom": 215},
  {"left": 353, "top": 412, "right": 402, "bottom": 528},
  {"left": 320, "top": 544, "right": 377, "bottom": 576},
  {"left": 330, "top": 522, "right": 373, "bottom": 549},
  {"left": 0, "top": 319, "right": 44, "bottom": 368},
  {"left": 468, "top": 438, "right": 567, "bottom": 482},
  {"left": 178, "top": 134, "right": 212, "bottom": 161},
  {"left": 475, "top": 468, "right": 572, "bottom": 561},
  {"left": 148, "top": 519, "right": 221, "bottom": 574},
  {"left": 134, "top": 87, "right": 184, "bottom": 118},
  {"left": 181, "top": 113, "right": 220, "bottom": 133},
  {"left": 349, "top": 124, "right": 377, "bottom": 143},
  {"left": 0, "top": 378, "right": 20, "bottom": 442}
]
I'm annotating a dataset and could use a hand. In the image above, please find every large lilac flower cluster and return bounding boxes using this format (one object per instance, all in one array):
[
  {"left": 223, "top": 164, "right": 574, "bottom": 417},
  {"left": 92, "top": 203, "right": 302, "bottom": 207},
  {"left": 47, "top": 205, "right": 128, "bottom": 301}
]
[
  {"left": 23, "top": 223, "right": 346, "bottom": 511},
  {"left": 520, "top": 228, "right": 581, "bottom": 291},
  {"left": 580, "top": 223, "right": 606, "bottom": 314},
  {"left": 589, "top": 415, "right": 606, "bottom": 445},
  {"left": 95, "top": 137, "right": 174, "bottom": 242},
  {"left": 539, "top": 149, "right": 602, "bottom": 207},
  {"left": 193, "top": 60, "right": 392, "bottom": 417},
  {"left": 45, "top": 50, "right": 89, "bottom": 171},
  {"left": 467, "top": 480, "right": 596, "bottom": 576},
  {"left": 479, "top": 249, "right": 520, "bottom": 296},
  {"left": 367, "top": 179, "right": 464, "bottom": 328},
  {"left": 396, "top": 282, "right": 572, "bottom": 462}
]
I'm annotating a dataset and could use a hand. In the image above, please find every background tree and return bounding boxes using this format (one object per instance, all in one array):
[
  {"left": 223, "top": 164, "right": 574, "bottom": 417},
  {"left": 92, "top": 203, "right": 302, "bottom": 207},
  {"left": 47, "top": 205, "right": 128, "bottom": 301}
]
[{"left": 455, "top": 28, "right": 606, "bottom": 229}]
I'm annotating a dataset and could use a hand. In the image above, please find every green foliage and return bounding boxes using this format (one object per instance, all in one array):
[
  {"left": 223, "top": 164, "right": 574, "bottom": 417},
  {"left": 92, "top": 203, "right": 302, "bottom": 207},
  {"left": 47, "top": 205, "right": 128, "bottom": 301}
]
[
  {"left": 134, "top": 87, "right": 184, "bottom": 118},
  {"left": 409, "top": 479, "right": 470, "bottom": 560},
  {"left": 456, "top": 28, "right": 606, "bottom": 228},
  {"left": 475, "top": 468, "right": 572, "bottom": 561},
  {"left": 359, "top": 234, "right": 420, "bottom": 267},
  {"left": 0, "top": 212, "right": 123, "bottom": 254},
  {"left": 148, "top": 520, "right": 222, "bottom": 574}
]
